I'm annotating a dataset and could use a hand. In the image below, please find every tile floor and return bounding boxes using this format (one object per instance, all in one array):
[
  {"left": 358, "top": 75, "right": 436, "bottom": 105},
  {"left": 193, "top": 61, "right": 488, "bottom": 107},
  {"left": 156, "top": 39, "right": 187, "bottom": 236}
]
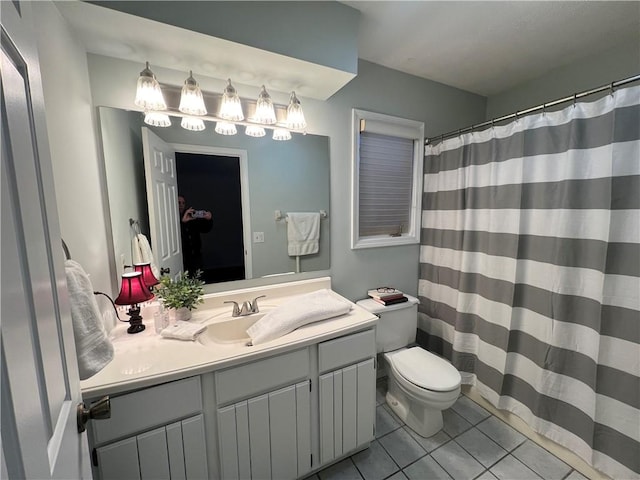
[{"left": 308, "top": 379, "right": 588, "bottom": 480}]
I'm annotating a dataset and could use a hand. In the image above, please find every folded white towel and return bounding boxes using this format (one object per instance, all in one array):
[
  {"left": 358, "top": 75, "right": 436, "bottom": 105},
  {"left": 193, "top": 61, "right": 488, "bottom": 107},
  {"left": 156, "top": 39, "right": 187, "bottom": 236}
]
[
  {"left": 287, "top": 212, "right": 320, "bottom": 256},
  {"left": 132, "top": 233, "right": 160, "bottom": 278},
  {"left": 64, "top": 260, "right": 114, "bottom": 380},
  {"left": 247, "top": 289, "right": 352, "bottom": 345},
  {"left": 161, "top": 321, "right": 206, "bottom": 341}
]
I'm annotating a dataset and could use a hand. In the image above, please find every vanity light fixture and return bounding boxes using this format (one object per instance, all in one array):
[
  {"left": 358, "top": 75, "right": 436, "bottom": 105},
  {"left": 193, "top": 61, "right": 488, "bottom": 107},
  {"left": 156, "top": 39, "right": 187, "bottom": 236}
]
[
  {"left": 178, "top": 71, "right": 207, "bottom": 116},
  {"left": 272, "top": 128, "right": 292, "bottom": 141},
  {"left": 219, "top": 79, "right": 244, "bottom": 121},
  {"left": 144, "top": 111, "right": 171, "bottom": 127},
  {"left": 181, "top": 116, "right": 206, "bottom": 131},
  {"left": 114, "top": 271, "right": 154, "bottom": 334},
  {"left": 135, "top": 62, "right": 167, "bottom": 111},
  {"left": 136, "top": 62, "right": 307, "bottom": 140},
  {"left": 215, "top": 121, "right": 237, "bottom": 136},
  {"left": 286, "top": 91, "right": 307, "bottom": 130},
  {"left": 245, "top": 125, "right": 266, "bottom": 137},
  {"left": 254, "top": 85, "right": 277, "bottom": 125}
]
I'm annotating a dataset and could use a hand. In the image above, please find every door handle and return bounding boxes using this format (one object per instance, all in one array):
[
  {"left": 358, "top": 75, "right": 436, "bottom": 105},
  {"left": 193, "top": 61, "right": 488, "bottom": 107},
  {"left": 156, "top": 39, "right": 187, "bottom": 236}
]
[
  {"left": 160, "top": 267, "right": 170, "bottom": 275},
  {"left": 77, "top": 396, "right": 111, "bottom": 433}
]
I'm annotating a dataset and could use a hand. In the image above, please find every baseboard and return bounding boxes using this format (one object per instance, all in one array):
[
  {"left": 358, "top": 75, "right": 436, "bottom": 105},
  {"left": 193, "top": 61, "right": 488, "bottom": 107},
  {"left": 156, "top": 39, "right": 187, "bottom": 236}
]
[{"left": 462, "top": 386, "right": 610, "bottom": 480}]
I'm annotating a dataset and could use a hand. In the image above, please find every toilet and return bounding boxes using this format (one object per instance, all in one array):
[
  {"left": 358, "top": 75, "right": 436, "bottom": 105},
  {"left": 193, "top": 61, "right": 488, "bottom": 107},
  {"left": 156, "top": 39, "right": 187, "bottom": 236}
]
[{"left": 356, "top": 294, "right": 461, "bottom": 438}]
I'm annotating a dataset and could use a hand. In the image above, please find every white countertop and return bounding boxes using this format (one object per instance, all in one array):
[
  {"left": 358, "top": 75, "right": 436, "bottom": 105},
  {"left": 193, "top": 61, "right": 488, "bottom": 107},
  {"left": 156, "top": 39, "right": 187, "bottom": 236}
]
[{"left": 81, "top": 278, "right": 377, "bottom": 398}]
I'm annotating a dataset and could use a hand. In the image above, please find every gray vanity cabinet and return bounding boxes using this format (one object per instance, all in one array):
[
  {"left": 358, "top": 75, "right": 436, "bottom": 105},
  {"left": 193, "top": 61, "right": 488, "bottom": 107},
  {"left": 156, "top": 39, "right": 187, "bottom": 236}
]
[
  {"left": 317, "top": 330, "right": 377, "bottom": 465},
  {"left": 88, "top": 376, "right": 208, "bottom": 480},
  {"left": 214, "top": 347, "right": 312, "bottom": 480}
]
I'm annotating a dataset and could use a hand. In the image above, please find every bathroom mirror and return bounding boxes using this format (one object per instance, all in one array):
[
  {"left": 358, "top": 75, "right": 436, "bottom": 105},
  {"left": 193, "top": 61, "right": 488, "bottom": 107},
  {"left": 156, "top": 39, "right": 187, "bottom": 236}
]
[{"left": 98, "top": 106, "right": 330, "bottom": 287}]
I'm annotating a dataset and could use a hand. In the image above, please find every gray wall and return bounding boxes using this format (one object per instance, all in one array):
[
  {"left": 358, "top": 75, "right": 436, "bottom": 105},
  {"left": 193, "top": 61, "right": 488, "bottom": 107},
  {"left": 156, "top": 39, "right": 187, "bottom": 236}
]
[{"left": 486, "top": 43, "right": 640, "bottom": 119}]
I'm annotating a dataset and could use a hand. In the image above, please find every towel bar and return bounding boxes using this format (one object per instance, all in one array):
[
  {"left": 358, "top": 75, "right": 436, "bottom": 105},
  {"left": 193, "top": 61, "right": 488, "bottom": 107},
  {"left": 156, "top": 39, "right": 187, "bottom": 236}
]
[{"left": 274, "top": 210, "right": 328, "bottom": 221}]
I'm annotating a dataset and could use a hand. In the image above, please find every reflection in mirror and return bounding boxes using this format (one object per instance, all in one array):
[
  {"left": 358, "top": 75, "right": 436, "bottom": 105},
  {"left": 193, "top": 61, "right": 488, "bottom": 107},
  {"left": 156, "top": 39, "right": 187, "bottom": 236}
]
[{"left": 98, "top": 106, "right": 330, "bottom": 287}]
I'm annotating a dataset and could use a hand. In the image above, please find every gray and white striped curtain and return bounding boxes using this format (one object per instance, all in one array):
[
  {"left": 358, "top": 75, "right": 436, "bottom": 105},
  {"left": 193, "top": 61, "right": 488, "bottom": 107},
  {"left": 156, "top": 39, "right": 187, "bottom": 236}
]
[{"left": 419, "top": 85, "right": 639, "bottom": 478}]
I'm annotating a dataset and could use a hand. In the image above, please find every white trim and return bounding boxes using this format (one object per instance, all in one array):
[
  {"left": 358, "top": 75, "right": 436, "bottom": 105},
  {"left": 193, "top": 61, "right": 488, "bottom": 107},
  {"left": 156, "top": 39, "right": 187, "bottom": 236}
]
[
  {"left": 350, "top": 109, "right": 424, "bottom": 249},
  {"left": 170, "top": 143, "right": 253, "bottom": 279}
]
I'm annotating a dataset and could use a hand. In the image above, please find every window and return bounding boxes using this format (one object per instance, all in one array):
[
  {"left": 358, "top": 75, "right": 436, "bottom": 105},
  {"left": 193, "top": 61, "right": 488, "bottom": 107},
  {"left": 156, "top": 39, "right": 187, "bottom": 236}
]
[{"left": 351, "top": 109, "right": 424, "bottom": 249}]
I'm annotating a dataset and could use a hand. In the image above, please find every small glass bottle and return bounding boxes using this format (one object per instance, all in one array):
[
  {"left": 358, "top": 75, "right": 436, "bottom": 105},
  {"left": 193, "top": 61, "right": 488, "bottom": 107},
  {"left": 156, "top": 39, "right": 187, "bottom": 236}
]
[{"left": 153, "top": 304, "right": 169, "bottom": 334}]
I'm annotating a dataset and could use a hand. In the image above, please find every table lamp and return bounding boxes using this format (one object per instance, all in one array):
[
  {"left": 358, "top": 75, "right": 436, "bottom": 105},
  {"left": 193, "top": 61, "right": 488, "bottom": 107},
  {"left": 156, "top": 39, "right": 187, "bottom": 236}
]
[
  {"left": 133, "top": 262, "right": 160, "bottom": 289},
  {"left": 114, "top": 271, "right": 154, "bottom": 334}
]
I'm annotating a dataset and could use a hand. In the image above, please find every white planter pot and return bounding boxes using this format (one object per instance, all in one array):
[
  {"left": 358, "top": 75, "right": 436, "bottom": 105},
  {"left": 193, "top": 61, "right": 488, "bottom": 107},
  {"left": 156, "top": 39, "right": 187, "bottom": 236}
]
[{"left": 171, "top": 307, "right": 192, "bottom": 322}]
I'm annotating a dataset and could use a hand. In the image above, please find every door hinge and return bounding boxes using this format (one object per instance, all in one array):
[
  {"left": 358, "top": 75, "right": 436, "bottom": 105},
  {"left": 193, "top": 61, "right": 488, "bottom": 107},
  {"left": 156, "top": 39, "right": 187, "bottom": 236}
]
[
  {"left": 309, "top": 379, "right": 312, "bottom": 392},
  {"left": 310, "top": 453, "right": 313, "bottom": 466},
  {"left": 92, "top": 448, "right": 99, "bottom": 467}
]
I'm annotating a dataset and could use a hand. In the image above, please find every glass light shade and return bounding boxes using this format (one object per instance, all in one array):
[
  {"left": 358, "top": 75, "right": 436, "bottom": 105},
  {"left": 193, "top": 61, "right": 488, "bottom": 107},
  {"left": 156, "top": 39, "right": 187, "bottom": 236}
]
[
  {"left": 179, "top": 71, "right": 207, "bottom": 116},
  {"left": 134, "top": 62, "right": 167, "bottom": 111},
  {"left": 272, "top": 128, "right": 292, "bottom": 141},
  {"left": 286, "top": 91, "right": 307, "bottom": 130},
  {"left": 114, "top": 272, "right": 154, "bottom": 306},
  {"left": 133, "top": 262, "right": 159, "bottom": 287},
  {"left": 254, "top": 85, "right": 277, "bottom": 125},
  {"left": 244, "top": 125, "right": 266, "bottom": 137},
  {"left": 219, "top": 79, "right": 244, "bottom": 121},
  {"left": 181, "top": 116, "right": 206, "bottom": 131},
  {"left": 215, "top": 121, "right": 237, "bottom": 136},
  {"left": 144, "top": 111, "right": 171, "bottom": 127}
]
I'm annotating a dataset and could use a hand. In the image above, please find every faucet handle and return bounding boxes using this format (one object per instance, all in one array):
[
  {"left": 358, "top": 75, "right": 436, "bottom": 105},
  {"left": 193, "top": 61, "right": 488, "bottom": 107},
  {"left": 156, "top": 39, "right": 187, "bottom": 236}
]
[
  {"left": 250, "top": 295, "right": 266, "bottom": 313},
  {"left": 223, "top": 301, "right": 240, "bottom": 317}
]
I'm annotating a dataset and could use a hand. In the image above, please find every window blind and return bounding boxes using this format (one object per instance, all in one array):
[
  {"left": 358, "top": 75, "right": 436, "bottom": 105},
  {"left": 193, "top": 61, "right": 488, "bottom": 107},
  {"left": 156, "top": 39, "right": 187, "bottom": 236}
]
[{"left": 358, "top": 132, "right": 414, "bottom": 237}]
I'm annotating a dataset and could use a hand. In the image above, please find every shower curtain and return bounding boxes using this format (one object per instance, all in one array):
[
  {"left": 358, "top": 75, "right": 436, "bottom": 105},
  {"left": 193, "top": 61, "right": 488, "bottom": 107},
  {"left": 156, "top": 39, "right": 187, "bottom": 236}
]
[{"left": 419, "top": 85, "right": 639, "bottom": 478}]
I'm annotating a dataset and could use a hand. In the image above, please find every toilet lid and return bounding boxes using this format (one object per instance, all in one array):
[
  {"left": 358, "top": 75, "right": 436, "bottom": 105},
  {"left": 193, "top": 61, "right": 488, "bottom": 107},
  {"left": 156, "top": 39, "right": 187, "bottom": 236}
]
[{"left": 392, "top": 347, "right": 461, "bottom": 392}]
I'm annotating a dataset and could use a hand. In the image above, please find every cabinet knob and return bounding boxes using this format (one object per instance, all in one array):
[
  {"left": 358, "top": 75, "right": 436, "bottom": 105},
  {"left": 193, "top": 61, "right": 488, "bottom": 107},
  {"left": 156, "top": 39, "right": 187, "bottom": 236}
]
[{"left": 77, "top": 396, "right": 111, "bottom": 433}]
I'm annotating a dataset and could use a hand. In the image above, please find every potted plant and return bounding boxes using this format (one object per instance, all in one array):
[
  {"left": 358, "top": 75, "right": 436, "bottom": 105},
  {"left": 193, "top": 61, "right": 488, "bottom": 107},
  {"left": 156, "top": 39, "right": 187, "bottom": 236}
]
[{"left": 155, "top": 270, "right": 205, "bottom": 322}]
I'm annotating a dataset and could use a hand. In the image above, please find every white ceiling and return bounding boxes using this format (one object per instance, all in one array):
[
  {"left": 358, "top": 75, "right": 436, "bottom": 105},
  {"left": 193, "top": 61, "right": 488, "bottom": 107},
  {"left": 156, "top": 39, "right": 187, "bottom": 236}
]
[
  {"left": 59, "top": 1, "right": 639, "bottom": 100},
  {"left": 342, "top": 1, "right": 640, "bottom": 96}
]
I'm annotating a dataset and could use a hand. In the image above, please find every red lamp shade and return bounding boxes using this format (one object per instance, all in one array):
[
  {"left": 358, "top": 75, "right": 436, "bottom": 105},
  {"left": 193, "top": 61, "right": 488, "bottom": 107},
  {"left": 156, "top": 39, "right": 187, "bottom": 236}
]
[
  {"left": 133, "top": 262, "right": 159, "bottom": 288},
  {"left": 115, "top": 272, "right": 154, "bottom": 306}
]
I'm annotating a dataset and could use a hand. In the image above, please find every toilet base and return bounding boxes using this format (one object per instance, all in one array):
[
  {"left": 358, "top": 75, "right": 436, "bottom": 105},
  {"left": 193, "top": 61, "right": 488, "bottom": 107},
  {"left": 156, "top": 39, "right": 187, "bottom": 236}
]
[{"left": 385, "top": 388, "right": 444, "bottom": 438}]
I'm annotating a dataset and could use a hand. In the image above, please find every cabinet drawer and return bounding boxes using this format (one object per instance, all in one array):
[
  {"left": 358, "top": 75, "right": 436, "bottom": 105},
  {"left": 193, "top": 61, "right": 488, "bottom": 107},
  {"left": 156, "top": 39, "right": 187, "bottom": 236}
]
[
  {"left": 90, "top": 376, "right": 202, "bottom": 446},
  {"left": 318, "top": 329, "right": 375, "bottom": 374},
  {"left": 216, "top": 348, "right": 310, "bottom": 405}
]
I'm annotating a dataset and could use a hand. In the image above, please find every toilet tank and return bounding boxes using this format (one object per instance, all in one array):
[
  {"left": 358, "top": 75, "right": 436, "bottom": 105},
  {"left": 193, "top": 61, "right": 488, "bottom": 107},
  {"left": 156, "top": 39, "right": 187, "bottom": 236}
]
[{"left": 356, "top": 295, "right": 419, "bottom": 353}]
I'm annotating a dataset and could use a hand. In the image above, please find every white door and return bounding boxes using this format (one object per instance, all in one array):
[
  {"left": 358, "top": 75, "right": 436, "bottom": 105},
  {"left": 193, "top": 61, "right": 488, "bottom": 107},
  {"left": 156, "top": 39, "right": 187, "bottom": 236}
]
[
  {"left": 1, "top": 1, "right": 91, "bottom": 478},
  {"left": 141, "top": 127, "right": 183, "bottom": 279}
]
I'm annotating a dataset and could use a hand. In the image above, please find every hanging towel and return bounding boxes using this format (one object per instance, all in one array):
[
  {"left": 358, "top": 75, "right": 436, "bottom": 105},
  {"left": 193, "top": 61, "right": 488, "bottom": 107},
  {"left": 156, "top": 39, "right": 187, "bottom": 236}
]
[
  {"left": 287, "top": 212, "right": 320, "bottom": 256},
  {"left": 246, "top": 289, "right": 352, "bottom": 345},
  {"left": 160, "top": 321, "right": 207, "bottom": 341},
  {"left": 132, "top": 233, "right": 160, "bottom": 278},
  {"left": 64, "top": 260, "right": 114, "bottom": 380}
]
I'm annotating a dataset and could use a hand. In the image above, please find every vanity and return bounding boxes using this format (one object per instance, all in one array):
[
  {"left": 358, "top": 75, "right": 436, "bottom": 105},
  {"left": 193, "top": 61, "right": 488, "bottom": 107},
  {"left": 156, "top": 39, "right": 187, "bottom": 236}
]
[{"left": 82, "top": 277, "right": 378, "bottom": 480}]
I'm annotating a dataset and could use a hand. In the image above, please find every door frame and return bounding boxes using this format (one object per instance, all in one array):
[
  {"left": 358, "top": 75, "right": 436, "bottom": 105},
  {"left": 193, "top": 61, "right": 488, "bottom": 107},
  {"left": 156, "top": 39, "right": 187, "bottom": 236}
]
[{"left": 170, "top": 143, "right": 253, "bottom": 280}]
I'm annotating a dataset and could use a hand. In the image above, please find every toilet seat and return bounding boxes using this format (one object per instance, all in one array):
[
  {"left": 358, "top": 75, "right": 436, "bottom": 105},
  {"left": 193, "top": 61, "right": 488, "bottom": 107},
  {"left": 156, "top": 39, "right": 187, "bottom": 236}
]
[{"left": 387, "top": 347, "right": 461, "bottom": 392}]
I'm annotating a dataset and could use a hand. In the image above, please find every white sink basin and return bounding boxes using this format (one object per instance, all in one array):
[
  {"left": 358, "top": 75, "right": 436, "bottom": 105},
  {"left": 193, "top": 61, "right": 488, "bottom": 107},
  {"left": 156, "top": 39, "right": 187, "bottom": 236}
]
[{"left": 198, "top": 314, "right": 265, "bottom": 346}]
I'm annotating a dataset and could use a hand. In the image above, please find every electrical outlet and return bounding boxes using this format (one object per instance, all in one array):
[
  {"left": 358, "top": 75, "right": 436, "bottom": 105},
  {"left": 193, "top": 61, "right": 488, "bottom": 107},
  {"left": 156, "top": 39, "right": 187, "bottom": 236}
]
[{"left": 253, "top": 231, "right": 265, "bottom": 243}]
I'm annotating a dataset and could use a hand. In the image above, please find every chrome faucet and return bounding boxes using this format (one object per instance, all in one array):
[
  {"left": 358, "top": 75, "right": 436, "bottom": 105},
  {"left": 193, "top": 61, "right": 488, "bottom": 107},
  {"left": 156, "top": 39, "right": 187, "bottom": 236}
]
[{"left": 224, "top": 295, "right": 266, "bottom": 317}]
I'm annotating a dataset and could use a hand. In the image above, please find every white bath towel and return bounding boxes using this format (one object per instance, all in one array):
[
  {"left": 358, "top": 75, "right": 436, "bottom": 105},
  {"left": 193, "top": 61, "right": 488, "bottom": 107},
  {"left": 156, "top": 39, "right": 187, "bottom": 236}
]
[
  {"left": 287, "top": 212, "right": 320, "bottom": 256},
  {"left": 132, "top": 233, "right": 160, "bottom": 278},
  {"left": 64, "top": 260, "right": 114, "bottom": 380},
  {"left": 161, "top": 321, "right": 206, "bottom": 341},
  {"left": 246, "top": 289, "right": 352, "bottom": 345}
]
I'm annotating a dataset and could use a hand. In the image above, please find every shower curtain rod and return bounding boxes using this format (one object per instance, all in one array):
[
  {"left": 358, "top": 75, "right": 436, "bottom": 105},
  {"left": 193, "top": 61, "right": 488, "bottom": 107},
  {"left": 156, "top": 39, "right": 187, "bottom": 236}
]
[{"left": 425, "top": 73, "right": 640, "bottom": 145}]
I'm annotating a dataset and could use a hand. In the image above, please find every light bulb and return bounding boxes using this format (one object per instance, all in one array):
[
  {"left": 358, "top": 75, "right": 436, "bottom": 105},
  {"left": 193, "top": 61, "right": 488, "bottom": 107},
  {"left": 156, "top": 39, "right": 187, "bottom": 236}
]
[
  {"left": 219, "top": 79, "right": 244, "bottom": 121},
  {"left": 254, "top": 85, "right": 277, "bottom": 125},
  {"left": 286, "top": 91, "right": 306, "bottom": 130},
  {"left": 135, "top": 62, "right": 167, "bottom": 111},
  {"left": 245, "top": 125, "right": 266, "bottom": 137},
  {"left": 272, "top": 128, "right": 292, "bottom": 141},
  {"left": 181, "top": 116, "right": 206, "bottom": 131},
  {"left": 215, "top": 121, "right": 237, "bottom": 136},
  {"left": 179, "top": 71, "right": 207, "bottom": 116},
  {"left": 144, "top": 111, "right": 171, "bottom": 127}
]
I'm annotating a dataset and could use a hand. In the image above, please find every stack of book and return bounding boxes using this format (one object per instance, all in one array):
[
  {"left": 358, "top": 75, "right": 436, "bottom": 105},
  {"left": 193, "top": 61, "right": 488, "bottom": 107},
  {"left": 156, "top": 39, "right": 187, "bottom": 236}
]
[{"left": 367, "top": 288, "right": 408, "bottom": 306}]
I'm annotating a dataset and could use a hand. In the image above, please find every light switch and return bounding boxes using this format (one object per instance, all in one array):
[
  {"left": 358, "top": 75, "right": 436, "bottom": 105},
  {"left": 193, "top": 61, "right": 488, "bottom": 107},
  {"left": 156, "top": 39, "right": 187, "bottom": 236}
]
[{"left": 253, "top": 232, "right": 265, "bottom": 243}]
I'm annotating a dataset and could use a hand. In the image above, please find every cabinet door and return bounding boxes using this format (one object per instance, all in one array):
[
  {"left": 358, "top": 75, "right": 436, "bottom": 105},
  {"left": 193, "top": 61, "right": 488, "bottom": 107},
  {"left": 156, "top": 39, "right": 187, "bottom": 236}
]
[
  {"left": 217, "top": 380, "right": 311, "bottom": 480},
  {"left": 319, "top": 358, "right": 375, "bottom": 464},
  {"left": 95, "top": 414, "right": 207, "bottom": 480}
]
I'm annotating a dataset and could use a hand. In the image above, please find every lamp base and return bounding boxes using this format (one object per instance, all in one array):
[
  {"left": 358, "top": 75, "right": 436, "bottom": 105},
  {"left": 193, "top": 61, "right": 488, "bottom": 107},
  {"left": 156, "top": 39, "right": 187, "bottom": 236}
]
[
  {"left": 127, "top": 323, "right": 146, "bottom": 334},
  {"left": 126, "top": 305, "right": 146, "bottom": 335}
]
